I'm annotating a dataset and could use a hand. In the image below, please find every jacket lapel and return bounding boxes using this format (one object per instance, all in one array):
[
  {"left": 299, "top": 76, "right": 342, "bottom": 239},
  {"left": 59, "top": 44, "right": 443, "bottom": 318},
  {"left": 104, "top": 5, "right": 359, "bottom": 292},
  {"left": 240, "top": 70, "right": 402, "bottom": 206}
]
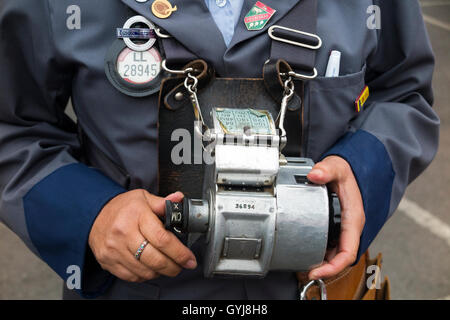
[
  {"left": 121, "top": 0, "right": 227, "bottom": 69},
  {"left": 227, "top": 0, "right": 301, "bottom": 52},
  {"left": 120, "top": 0, "right": 301, "bottom": 71}
]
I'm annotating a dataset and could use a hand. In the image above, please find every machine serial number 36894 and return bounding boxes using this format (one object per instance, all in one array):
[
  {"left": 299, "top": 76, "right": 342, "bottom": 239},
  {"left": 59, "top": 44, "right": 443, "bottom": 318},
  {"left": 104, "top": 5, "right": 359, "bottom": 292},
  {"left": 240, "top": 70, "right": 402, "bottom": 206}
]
[{"left": 235, "top": 202, "right": 256, "bottom": 210}]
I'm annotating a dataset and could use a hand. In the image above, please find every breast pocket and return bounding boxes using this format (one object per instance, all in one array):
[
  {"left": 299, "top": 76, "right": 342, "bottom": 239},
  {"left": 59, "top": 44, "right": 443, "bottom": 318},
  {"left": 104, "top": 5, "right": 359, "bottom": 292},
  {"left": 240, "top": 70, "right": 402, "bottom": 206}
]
[{"left": 304, "top": 65, "right": 366, "bottom": 161}]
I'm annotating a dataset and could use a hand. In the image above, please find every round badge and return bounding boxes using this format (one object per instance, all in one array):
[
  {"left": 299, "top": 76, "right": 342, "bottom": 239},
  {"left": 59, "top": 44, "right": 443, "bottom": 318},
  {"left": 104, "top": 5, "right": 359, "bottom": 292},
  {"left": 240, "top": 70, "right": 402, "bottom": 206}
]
[
  {"left": 216, "top": 0, "right": 227, "bottom": 8},
  {"left": 122, "top": 15, "right": 156, "bottom": 52},
  {"left": 105, "top": 39, "right": 163, "bottom": 97},
  {"left": 117, "top": 47, "right": 161, "bottom": 84},
  {"left": 151, "top": 0, "right": 178, "bottom": 19}
]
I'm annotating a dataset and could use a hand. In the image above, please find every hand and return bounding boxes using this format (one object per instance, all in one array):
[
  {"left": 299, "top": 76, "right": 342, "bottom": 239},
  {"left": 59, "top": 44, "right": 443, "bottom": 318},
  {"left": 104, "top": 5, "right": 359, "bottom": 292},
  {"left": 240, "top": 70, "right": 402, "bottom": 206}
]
[
  {"left": 88, "top": 189, "right": 197, "bottom": 282},
  {"left": 302, "top": 155, "right": 365, "bottom": 280}
]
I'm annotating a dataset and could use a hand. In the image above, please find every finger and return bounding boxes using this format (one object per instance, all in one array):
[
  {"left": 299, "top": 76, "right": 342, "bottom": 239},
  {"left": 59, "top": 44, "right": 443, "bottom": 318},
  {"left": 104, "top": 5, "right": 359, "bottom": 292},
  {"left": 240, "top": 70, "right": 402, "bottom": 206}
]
[
  {"left": 108, "top": 263, "right": 145, "bottom": 283},
  {"left": 143, "top": 191, "right": 184, "bottom": 217},
  {"left": 122, "top": 250, "right": 165, "bottom": 280},
  {"left": 127, "top": 233, "right": 181, "bottom": 278},
  {"left": 139, "top": 213, "right": 197, "bottom": 270},
  {"left": 307, "top": 158, "right": 340, "bottom": 185},
  {"left": 139, "top": 242, "right": 183, "bottom": 277},
  {"left": 324, "top": 246, "right": 338, "bottom": 262},
  {"left": 122, "top": 237, "right": 162, "bottom": 280},
  {"left": 308, "top": 251, "right": 354, "bottom": 280},
  {"left": 309, "top": 214, "right": 361, "bottom": 279}
]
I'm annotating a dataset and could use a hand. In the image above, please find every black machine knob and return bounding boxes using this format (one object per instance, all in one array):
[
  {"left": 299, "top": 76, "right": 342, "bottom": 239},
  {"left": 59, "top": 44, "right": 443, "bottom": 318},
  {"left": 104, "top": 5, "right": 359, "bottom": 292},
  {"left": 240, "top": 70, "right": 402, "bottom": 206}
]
[
  {"left": 327, "top": 192, "right": 342, "bottom": 249},
  {"left": 165, "top": 198, "right": 189, "bottom": 234}
]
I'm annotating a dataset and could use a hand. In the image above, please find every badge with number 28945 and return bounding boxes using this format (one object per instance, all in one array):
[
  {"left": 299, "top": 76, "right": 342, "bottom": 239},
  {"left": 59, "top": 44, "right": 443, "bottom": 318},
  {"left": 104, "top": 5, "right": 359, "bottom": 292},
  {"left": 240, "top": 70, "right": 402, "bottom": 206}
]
[{"left": 116, "top": 47, "right": 161, "bottom": 85}]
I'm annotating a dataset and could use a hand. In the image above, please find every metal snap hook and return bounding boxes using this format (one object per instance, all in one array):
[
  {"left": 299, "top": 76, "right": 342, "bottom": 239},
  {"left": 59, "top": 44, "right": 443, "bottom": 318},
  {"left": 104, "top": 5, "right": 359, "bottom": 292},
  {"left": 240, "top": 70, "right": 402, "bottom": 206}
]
[
  {"left": 283, "top": 76, "right": 294, "bottom": 98},
  {"left": 161, "top": 60, "right": 194, "bottom": 75},
  {"left": 184, "top": 73, "right": 199, "bottom": 93},
  {"left": 155, "top": 28, "right": 171, "bottom": 39},
  {"left": 300, "top": 279, "right": 327, "bottom": 300}
]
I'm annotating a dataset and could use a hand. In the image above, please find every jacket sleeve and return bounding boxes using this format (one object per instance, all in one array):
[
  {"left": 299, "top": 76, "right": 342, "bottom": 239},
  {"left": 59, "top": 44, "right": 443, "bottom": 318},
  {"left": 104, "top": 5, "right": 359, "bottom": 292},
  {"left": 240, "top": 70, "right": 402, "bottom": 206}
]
[
  {"left": 0, "top": 1, "right": 126, "bottom": 298},
  {"left": 321, "top": 0, "right": 440, "bottom": 261}
]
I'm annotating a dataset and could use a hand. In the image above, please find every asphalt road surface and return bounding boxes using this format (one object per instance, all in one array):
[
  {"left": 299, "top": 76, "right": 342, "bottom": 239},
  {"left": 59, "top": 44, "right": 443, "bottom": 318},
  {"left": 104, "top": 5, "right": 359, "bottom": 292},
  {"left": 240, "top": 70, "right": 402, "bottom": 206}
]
[{"left": 0, "top": 0, "right": 448, "bottom": 299}]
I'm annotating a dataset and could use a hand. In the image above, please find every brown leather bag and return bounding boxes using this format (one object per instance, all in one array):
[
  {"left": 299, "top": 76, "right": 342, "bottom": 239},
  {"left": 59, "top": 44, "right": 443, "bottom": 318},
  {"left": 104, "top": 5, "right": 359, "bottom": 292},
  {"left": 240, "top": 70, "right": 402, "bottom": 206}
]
[{"left": 297, "top": 250, "right": 390, "bottom": 300}]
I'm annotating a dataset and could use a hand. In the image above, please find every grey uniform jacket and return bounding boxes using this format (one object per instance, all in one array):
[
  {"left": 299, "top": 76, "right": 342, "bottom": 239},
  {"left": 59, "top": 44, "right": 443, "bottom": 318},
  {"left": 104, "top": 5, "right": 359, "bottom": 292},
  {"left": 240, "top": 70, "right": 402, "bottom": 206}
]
[{"left": 0, "top": 0, "right": 439, "bottom": 299}]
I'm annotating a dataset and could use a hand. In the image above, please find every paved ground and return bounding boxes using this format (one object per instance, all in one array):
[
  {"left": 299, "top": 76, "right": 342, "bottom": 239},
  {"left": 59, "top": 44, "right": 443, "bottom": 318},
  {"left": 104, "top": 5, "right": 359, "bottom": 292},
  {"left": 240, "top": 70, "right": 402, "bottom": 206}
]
[
  {"left": 370, "top": 0, "right": 450, "bottom": 300},
  {"left": 0, "top": 0, "right": 449, "bottom": 299}
]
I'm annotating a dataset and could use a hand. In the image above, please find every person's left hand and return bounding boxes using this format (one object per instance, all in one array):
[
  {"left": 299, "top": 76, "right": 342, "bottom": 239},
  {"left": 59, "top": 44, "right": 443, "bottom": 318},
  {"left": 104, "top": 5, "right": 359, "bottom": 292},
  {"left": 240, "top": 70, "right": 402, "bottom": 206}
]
[{"left": 300, "top": 155, "right": 366, "bottom": 281}]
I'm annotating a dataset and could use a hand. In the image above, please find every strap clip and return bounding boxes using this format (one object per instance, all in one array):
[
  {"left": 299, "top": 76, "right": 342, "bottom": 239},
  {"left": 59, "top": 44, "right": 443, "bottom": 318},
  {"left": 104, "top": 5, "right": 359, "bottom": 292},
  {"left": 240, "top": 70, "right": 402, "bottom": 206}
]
[
  {"left": 155, "top": 28, "right": 172, "bottom": 39},
  {"left": 268, "top": 25, "right": 322, "bottom": 50},
  {"left": 300, "top": 279, "right": 327, "bottom": 300},
  {"left": 269, "top": 25, "right": 321, "bottom": 80},
  {"left": 280, "top": 68, "right": 318, "bottom": 80}
]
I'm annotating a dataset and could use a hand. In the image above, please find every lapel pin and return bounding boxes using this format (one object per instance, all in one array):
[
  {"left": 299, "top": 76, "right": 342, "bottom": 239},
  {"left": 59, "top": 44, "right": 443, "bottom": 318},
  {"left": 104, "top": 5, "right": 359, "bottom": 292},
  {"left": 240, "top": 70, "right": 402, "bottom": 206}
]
[
  {"left": 244, "top": 1, "right": 276, "bottom": 31},
  {"left": 151, "top": 0, "right": 177, "bottom": 19}
]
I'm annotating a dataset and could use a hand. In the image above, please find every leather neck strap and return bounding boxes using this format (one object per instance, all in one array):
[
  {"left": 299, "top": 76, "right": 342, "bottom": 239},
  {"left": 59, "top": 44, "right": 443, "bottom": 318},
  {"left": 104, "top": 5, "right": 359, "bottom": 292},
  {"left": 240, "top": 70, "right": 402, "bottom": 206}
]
[
  {"left": 159, "top": 0, "right": 320, "bottom": 157},
  {"left": 263, "top": 0, "right": 320, "bottom": 157},
  {"left": 263, "top": 0, "right": 320, "bottom": 103},
  {"left": 160, "top": 0, "right": 320, "bottom": 74},
  {"left": 268, "top": 0, "right": 320, "bottom": 74}
]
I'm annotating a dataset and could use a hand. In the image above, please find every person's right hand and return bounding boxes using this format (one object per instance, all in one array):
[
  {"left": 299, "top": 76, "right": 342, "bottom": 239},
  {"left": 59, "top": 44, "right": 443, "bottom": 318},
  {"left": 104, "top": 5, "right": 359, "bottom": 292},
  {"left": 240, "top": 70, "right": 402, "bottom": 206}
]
[{"left": 88, "top": 189, "right": 197, "bottom": 282}]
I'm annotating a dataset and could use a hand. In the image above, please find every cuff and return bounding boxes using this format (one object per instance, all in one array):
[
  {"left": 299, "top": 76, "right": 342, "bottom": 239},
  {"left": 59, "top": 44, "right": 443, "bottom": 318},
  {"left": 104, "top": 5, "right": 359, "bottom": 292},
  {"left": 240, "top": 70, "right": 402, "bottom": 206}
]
[
  {"left": 321, "top": 129, "right": 395, "bottom": 263},
  {"left": 23, "top": 163, "right": 126, "bottom": 298}
]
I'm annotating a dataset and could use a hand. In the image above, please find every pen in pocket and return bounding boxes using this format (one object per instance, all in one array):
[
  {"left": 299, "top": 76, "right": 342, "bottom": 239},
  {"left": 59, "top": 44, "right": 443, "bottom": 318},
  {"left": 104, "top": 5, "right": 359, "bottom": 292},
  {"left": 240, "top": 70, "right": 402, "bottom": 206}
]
[{"left": 325, "top": 50, "right": 341, "bottom": 77}]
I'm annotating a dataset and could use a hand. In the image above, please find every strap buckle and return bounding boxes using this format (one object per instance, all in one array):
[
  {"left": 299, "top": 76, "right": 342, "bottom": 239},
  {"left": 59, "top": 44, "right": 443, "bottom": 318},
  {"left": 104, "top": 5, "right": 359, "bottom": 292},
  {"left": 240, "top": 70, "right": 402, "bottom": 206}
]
[
  {"left": 280, "top": 69, "right": 318, "bottom": 80},
  {"left": 268, "top": 25, "right": 321, "bottom": 80},
  {"left": 268, "top": 25, "right": 322, "bottom": 50}
]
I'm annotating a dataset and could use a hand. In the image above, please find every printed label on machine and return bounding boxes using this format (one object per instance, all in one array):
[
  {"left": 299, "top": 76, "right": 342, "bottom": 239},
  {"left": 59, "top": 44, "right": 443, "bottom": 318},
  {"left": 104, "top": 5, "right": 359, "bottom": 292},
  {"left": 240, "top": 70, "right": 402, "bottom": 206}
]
[{"left": 214, "top": 108, "right": 276, "bottom": 135}]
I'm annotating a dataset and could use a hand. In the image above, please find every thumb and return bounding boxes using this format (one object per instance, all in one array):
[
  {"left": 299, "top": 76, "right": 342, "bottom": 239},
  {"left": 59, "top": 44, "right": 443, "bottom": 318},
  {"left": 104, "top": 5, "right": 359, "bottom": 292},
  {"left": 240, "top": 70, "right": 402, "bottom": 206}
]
[
  {"left": 143, "top": 191, "right": 184, "bottom": 217},
  {"left": 165, "top": 191, "right": 184, "bottom": 203},
  {"left": 307, "top": 157, "right": 339, "bottom": 185}
]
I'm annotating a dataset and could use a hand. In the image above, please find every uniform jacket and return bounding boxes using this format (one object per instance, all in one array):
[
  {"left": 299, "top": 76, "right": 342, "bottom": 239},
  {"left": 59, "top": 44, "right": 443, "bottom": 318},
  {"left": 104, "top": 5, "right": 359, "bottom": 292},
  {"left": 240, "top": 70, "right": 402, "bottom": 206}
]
[{"left": 0, "top": 0, "right": 439, "bottom": 299}]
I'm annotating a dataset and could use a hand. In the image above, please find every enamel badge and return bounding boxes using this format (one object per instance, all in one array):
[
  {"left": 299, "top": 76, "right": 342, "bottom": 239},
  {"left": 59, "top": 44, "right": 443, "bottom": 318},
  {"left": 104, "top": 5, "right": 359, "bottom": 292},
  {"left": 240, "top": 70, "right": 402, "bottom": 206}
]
[
  {"left": 355, "top": 85, "right": 369, "bottom": 112},
  {"left": 105, "top": 15, "right": 163, "bottom": 97},
  {"left": 151, "top": 0, "right": 177, "bottom": 19},
  {"left": 244, "top": 2, "right": 276, "bottom": 31}
]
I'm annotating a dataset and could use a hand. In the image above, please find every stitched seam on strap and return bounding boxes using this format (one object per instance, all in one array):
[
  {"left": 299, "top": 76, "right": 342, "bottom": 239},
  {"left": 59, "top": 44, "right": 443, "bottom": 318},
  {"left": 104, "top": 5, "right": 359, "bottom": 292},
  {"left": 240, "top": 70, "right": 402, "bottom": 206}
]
[{"left": 323, "top": 267, "right": 353, "bottom": 286}]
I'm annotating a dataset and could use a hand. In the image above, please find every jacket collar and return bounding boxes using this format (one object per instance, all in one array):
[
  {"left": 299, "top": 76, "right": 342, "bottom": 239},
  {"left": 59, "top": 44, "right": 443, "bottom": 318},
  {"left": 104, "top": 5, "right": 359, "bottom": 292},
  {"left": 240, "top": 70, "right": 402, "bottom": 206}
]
[
  {"left": 121, "top": 0, "right": 300, "bottom": 71},
  {"left": 226, "top": 0, "right": 300, "bottom": 52}
]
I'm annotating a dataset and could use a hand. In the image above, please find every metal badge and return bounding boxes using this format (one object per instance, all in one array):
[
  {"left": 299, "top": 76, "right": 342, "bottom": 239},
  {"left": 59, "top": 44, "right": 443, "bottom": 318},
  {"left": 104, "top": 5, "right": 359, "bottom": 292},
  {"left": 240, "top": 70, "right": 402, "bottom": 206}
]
[
  {"left": 151, "top": 0, "right": 177, "bottom": 19},
  {"left": 244, "top": 1, "right": 276, "bottom": 31},
  {"left": 116, "top": 28, "right": 156, "bottom": 40},
  {"left": 105, "top": 39, "right": 163, "bottom": 97},
  {"left": 216, "top": 0, "right": 227, "bottom": 8},
  {"left": 121, "top": 15, "right": 157, "bottom": 51},
  {"left": 104, "top": 15, "right": 164, "bottom": 97},
  {"left": 117, "top": 47, "right": 161, "bottom": 85}
]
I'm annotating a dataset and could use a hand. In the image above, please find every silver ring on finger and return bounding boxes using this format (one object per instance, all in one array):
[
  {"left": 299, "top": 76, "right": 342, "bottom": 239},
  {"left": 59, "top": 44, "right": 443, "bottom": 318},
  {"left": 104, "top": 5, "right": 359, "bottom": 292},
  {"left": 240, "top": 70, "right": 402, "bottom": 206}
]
[{"left": 135, "top": 239, "right": 149, "bottom": 261}]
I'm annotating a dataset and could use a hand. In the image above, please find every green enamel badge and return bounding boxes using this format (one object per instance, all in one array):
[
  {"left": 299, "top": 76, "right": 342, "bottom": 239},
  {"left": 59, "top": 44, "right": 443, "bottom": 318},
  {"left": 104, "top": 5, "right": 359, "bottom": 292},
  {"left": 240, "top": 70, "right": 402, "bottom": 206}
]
[{"left": 244, "top": 2, "right": 276, "bottom": 31}]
